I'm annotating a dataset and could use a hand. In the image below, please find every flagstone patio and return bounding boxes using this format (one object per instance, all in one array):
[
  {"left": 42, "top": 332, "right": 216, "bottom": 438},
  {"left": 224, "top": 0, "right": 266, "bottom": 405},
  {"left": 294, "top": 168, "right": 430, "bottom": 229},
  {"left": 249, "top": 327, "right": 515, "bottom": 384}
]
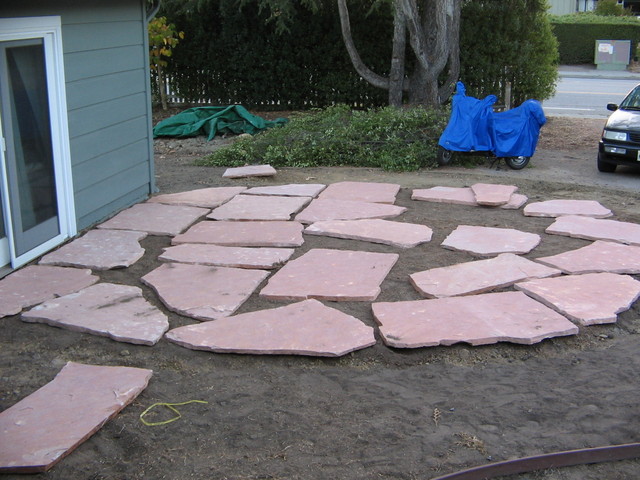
[
  {"left": 442, "top": 225, "right": 541, "bottom": 256},
  {"left": 546, "top": 215, "right": 640, "bottom": 246}
]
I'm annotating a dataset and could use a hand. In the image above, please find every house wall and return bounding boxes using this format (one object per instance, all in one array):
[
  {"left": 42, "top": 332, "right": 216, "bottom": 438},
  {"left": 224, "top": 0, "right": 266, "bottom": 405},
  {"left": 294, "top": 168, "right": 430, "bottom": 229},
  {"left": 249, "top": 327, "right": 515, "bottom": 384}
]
[
  {"left": 548, "top": 0, "right": 578, "bottom": 15},
  {"left": 0, "top": 0, "right": 154, "bottom": 230}
]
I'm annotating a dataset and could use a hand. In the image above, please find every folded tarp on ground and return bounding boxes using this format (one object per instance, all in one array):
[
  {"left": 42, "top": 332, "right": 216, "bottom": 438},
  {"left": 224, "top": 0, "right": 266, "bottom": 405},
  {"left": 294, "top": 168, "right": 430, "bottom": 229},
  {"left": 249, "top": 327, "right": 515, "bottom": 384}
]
[{"left": 153, "top": 105, "right": 288, "bottom": 140}]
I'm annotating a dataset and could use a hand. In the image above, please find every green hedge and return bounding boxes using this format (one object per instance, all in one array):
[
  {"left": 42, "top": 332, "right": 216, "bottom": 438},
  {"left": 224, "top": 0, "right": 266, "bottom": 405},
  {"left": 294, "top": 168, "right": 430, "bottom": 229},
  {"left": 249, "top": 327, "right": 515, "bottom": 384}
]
[
  {"left": 158, "top": 0, "right": 558, "bottom": 109},
  {"left": 551, "top": 14, "right": 640, "bottom": 64}
]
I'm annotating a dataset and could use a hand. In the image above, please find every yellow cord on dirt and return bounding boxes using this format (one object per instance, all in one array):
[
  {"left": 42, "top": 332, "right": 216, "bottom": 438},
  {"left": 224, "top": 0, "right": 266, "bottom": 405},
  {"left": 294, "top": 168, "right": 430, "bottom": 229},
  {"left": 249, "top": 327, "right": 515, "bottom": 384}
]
[{"left": 139, "top": 400, "right": 208, "bottom": 426}]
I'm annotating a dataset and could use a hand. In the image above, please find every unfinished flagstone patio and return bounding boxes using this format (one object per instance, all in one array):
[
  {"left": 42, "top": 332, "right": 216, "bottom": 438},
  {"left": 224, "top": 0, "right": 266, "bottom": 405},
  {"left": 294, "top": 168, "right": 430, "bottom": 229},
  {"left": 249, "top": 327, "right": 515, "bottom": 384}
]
[
  {"left": 0, "top": 266, "right": 98, "bottom": 318},
  {"left": 546, "top": 215, "right": 640, "bottom": 246},
  {"left": 0, "top": 362, "right": 151, "bottom": 473},
  {"left": 372, "top": 291, "right": 579, "bottom": 348},
  {"left": 260, "top": 248, "right": 398, "bottom": 301},
  {"left": 159, "top": 244, "right": 295, "bottom": 269},
  {"left": 515, "top": 272, "right": 640, "bottom": 326},
  {"left": 39, "top": 229, "right": 147, "bottom": 270},
  {"left": 207, "top": 194, "right": 311, "bottom": 221},
  {"left": 442, "top": 225, "right": 541, "bottom": 256},
  {"left": 294, "top": 198, "right": 407, "bottom": 224},
  {"left": 172, "top": 220, "right": 304, "bottom": 247},
  {"left": 142, "top": 263, "right": 270, "bottom": 321},
  {"left": 243, "top": 183, "right": 326, "bottom": 197},
  {"left": 317, "top": 181, "right": 400, "bottom": 203},
  {"left": 147, "top": 186, "right": 247, "bottom": 208},
  {"left": 22, "top": 283, "right": 169, "bottom": 346},
  {"left": 97, "top": 202, "right": 208, "bottom": 236},
  {"left": 411, "top": 186, "right": 528, "bottom": 209},
  {"left": 165, "top": 299, "right": 376, "bottom": 357},
  {"left": 523, "top": 199, "right": 612, "bottom": 218},
  {"left": 222, "top": 164, "right": 276, "bottom": 178},
  {"left": 304, "top": 219, "right": 433, "bottom": 248},
  {"left": 471, "top": 183, "right": 518, "bottom": 206},
  {"left": 535, "top": 240, "right": 640, "bottom": 274},
  {"left": 409, "top": 253, "right": 561, "bottom": 298}
]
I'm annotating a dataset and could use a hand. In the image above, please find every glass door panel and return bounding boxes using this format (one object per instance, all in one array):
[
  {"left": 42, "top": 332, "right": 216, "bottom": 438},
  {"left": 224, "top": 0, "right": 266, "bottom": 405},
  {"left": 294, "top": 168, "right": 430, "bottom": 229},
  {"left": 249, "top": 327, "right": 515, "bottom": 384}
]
[{"left": 0, "top": 39, "right": 60, "bottom": 258}]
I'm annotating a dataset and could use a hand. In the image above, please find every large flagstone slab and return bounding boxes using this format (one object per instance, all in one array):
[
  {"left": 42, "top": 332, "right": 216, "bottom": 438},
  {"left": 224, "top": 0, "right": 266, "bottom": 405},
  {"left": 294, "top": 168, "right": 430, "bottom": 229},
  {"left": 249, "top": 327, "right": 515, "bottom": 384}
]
[
  {"left": 142, "top": 263, "right": 269, "bottom": 321},
  {"left": 0, "top": 362, "right": 152, "bottom": 473},
  {"left": 260, "top": 248, "right": 399, "bottom": 301},
  {"left": 524, "top": 199, "right": 612, "bottom": 218},
  {"left": 515, "top": 273, "right": 640, "bottom": 326},
  {"left": 243, "top": 184, "right": 326, "bottom": 197},
  {"left": 22, "top": 283, "right": 169, "bottom": 345},
  {"left": 295, "top": 199, "right": 407, "bottom": 224},
  {"left": 207, "top": 194, "right": 310, "bottom": 221},
  {"left": 39, "top": 229, "right": 146, "bottom": 270},
  {"left": 442, "top": 225, "right": 541, "bottom": 256},
  {"left": 411, "top": 187, "right": 527, "bottom": 209},
  {"left": 304, "top": 219, "right": 432, "bottom": 248},
  {"left": 546, "top": 215, "right": 640, "bottom": 246},
  {"left": 147, "top": 186, "right": 247, "bottom": 208},
  {"left": 535, "top": 240, "right": 640, "bottom": 274},
  {"left": 410, "top": 253, "right": 561, "bottom": 298},
  {"left": 172, "top": 221, "right": 304, "bottom": 247},
  {"left": 166, "top": 299, "right": 376, "bottom": 357},
  {"left": 222, "top": 164, "right": 276, "bottom": 178},
  {"left": 97, "top": 203, "right": 209, "bottom": 236},
  {"left": 0, "top": 266, "right": 98, "bottom": 319},
  {"left": 471, "top": 183, "right": 518, "bottom": 206},
  {"left": 159, "top": 244, "right": 295, "bottom": 269},
  {"left": 317, "top": 181, "right": 401, "bottom": 204},
  {"left": 372, "top": 291, "right": 578, "bottom": 348}
]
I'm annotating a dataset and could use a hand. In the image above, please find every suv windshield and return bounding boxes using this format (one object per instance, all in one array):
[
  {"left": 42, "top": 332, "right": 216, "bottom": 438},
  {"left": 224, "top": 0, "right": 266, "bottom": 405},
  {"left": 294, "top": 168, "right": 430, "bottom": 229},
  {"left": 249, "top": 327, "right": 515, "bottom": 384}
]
[{"left": 619, "top": 86, "right": 640, "bottom": 110}]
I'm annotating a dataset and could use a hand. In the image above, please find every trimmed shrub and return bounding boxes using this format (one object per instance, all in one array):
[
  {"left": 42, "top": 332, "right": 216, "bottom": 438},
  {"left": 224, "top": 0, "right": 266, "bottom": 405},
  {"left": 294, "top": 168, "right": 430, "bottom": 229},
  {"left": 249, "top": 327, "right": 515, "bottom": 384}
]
[{"left": 551, "top": 14, "right": 640, "bottom": 64}]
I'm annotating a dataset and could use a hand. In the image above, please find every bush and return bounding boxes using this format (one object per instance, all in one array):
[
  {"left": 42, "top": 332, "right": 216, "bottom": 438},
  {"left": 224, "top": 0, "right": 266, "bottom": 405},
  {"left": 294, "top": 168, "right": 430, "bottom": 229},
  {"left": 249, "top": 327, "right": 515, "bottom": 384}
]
[
  {"left": 594, "top": 0, "right": 634, "bottom": 16},
  {"left": 197, "top": 105, "right": 449, "bottom": 171},
  {"left": 550, "top": 14, "right": 640, "bottom": 64}
]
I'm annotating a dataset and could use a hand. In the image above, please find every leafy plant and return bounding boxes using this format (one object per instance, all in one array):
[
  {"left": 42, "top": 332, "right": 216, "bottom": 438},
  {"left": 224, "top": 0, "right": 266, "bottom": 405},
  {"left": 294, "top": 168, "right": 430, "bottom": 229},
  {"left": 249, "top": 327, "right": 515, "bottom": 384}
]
[
  {"left": 594, "top": 0, "right": 634, "bottom": 16},
  {"left": 149, "top": 16, "right": 184, "bottom": 110},
  {"left": 197, "top": 105, "right": 449, "bottom": 171}
]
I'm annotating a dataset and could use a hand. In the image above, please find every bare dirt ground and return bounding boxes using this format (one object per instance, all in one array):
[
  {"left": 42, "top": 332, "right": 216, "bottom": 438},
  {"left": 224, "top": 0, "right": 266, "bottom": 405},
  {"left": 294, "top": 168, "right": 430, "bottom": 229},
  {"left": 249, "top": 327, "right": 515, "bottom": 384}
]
[{"left": 1, "top": 115, "right": 640, "bottom": 480}]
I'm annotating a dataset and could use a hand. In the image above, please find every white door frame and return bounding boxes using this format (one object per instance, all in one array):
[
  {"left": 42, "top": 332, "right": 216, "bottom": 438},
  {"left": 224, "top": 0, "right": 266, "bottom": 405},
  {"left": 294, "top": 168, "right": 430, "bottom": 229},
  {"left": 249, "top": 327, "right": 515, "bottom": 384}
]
[{"left": 0, "top": 16, "right": 76, "bottom": 269}]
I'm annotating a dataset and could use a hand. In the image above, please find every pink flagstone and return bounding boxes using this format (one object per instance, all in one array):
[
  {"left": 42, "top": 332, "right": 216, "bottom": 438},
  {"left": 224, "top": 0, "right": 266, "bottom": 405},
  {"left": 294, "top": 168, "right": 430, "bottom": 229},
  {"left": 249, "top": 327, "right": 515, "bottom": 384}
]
[
  {"left": 372, "top": 291, "right": 578, "bottom": 348},
  {"left": 304, "top": 219, "right": 432, "bottom": 248},
  {"left": 222, "top": 164, "right": 276, "bottom": 178},
  {"left": 243, "top": 184, "right": 326, "bottom": 197},
  {"left": 524, "top": 199, "right": 613, "bottom": 218},
  {"left": 411, "top": 187, "right": 527, "bottom": 210},
  {"left": 207, "top": 194, "right": 311, "bottom": 221},
  {"left": 502, "top": 193, "right": 528, "bottom": 210},
  {"left": 165, "top": 299, "right": 376, "bottom": 357},
  {"left": 317, "top": 181, "right": 401, "bottom": 204},
  {"left": 142, "top": 263, "right": 269, "bottom": 321},
  {"left": 535, "top": 240, "right": 640, "bottom": 274},
  {"left": 172, "top": 220, "right": 304, "bottom": 247},
  {"left": 260, "top": 248, "right": 399, "bottom": 301},
  {"left": 22, "top": 283, "right": 169, "bottom": 346},
  {"left": 410, "top": 253, "right": 561, "bottom": 298},
  {"left": 0, "top": 266, "right": 98, "bottom": 318},
  {"left": 97, "top": 203, "right": 208, "bottom": 236},
  {"left": 39, "top": 229, "right": 146, "bottom": 270},
  {"left": 294, "top": 199, "right": 407, "bottom": 224},
  {"left": 442, "top": 225, "right": 541, "bottom": 256},
  {"left": 0, "top": 362, "right": 152, "bottom": 473},
  {"left": 412, "top": 186, "right": 478, "bottom": 206},
  {"left": 147, "top": 186, "right": 247, "bottom": 208},
  {"left": 515, "top": 272, "right": 640, "bottom": 326},
  {"left": 159, "top": 244, "right": 294, "bottom": 269},
  {"left": 546, "top": 215, "right": 640, "bottom": 246},
  {"left": 471, "top": 183, "right": 518, "bottom": 206}
]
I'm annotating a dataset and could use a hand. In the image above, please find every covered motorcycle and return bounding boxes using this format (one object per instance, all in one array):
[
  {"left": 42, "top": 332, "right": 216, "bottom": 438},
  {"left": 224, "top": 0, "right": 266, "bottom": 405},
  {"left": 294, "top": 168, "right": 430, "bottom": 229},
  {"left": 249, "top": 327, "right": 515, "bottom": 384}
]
[{"left": 437, "top": 82, "right": 546, "bottom": 170}]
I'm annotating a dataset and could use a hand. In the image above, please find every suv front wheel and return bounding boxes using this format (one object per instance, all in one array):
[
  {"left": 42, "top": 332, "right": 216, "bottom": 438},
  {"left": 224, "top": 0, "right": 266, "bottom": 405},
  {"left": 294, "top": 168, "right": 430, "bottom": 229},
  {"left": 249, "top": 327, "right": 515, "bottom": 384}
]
[{"left": 597, "top": 152, "right": 617, "bottom": 173}]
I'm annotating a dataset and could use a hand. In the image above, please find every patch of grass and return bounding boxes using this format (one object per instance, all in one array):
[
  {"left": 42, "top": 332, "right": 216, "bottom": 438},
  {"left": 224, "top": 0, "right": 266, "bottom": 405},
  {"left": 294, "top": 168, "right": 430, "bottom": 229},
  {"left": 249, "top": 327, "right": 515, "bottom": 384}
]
[{"left": 196, "top": 104, "right": 449, "bottom": 171}]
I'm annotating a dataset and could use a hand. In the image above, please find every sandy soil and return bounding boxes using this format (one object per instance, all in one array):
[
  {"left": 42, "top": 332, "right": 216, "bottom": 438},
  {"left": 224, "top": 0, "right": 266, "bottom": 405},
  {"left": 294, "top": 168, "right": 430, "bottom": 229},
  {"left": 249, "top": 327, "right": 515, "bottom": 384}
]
[{"left": 1, "top": 115, "right": 640, "bottom": 480}]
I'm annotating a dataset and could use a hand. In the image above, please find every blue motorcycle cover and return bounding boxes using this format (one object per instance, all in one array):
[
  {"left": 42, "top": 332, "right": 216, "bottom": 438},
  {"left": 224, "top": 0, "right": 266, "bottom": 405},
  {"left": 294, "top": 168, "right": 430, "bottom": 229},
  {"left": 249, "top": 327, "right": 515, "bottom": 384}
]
[{"left": 438, "top": 82, "right": 546, "bottom": 158}]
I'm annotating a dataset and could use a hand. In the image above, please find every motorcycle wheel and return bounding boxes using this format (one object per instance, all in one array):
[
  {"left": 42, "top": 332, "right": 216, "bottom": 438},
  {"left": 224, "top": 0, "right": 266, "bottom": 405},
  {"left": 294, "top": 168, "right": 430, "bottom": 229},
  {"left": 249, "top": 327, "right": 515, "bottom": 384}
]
[
  {"left": 505, "top": 156, "right": 529, "bottom": 170},
  {"left": 437, "top": 146, "right": 454, "bottom": 166}
]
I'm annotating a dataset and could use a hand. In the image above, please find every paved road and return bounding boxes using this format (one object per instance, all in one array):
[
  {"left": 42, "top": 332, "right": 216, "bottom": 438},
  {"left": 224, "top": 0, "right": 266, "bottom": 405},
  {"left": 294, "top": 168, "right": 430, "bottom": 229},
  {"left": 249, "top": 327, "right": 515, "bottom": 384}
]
[{"left": 543, "top": 76, "right": 639, "bottom": 118}]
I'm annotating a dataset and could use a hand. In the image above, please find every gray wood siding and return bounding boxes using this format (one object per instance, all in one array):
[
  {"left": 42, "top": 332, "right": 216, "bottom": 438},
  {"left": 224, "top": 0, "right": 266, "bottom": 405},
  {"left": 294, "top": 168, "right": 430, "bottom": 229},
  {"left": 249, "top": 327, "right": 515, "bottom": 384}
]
[{"left": 0, "top": 0, "right": 154, "bottom": 230}]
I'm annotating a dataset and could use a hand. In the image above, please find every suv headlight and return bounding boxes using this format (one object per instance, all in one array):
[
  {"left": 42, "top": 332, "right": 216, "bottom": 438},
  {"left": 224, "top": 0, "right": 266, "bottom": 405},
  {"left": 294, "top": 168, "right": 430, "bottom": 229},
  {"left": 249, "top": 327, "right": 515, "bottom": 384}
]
[{"left": 603, "top": 130, "right": 628, "bottom": 141}]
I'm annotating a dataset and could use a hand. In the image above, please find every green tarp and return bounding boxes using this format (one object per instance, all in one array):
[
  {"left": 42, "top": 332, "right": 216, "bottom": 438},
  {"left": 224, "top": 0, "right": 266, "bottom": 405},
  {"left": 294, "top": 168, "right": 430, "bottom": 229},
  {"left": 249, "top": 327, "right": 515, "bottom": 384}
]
[{"left": 152, "top": 105, "right": 288, "bottom": 141}]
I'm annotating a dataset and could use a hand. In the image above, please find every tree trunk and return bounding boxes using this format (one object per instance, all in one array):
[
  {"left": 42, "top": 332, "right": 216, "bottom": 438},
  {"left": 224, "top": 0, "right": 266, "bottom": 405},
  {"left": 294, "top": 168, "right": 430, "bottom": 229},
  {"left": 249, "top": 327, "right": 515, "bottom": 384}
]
[
  {"left": 158, "top": 64, "right": 168, "bottom": 111},
  {"left": 388, "top": 0, "right": 407, "bottom": 107}
]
